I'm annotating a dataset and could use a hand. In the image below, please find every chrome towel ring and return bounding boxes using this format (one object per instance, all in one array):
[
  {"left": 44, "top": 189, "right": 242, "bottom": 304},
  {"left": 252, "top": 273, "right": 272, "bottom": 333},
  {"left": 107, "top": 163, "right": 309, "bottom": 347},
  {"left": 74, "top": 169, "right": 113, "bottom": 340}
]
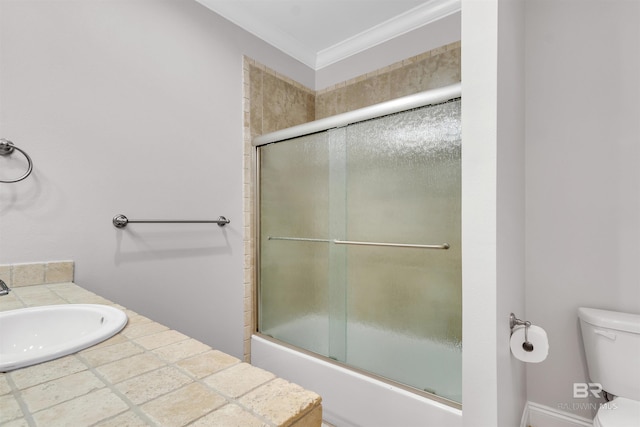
[{"left": 0, "top": 139, "right": 34, "bottom": 183}]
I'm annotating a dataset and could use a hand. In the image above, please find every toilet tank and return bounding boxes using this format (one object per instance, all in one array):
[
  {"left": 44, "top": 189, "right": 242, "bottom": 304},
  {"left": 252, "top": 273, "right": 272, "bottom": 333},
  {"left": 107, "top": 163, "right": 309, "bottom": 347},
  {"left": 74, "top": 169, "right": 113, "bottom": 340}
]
[{"left": 578, "top": 307, "right": 640, "bottom": 400}]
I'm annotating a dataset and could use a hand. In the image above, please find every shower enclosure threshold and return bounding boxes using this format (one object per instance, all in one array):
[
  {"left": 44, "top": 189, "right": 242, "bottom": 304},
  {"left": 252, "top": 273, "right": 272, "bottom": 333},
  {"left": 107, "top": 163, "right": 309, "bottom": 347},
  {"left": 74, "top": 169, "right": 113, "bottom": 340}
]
[{"left": 251, "top": 335, "right": 462, "bottom": 427}]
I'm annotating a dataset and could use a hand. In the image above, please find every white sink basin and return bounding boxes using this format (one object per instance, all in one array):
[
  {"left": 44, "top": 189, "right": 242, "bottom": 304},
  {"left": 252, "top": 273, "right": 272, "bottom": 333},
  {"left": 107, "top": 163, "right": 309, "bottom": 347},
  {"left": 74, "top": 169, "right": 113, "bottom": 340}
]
[{"left": 0, "top": 304, "right": 128, "bottom": 371}]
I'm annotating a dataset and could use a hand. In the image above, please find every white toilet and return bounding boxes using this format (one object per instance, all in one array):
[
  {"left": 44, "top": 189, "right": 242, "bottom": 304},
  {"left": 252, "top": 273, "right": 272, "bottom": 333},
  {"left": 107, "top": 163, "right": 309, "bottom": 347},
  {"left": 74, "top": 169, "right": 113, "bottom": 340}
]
[{"left": 578, "top": 307, "right": 640, "bottom": 427}]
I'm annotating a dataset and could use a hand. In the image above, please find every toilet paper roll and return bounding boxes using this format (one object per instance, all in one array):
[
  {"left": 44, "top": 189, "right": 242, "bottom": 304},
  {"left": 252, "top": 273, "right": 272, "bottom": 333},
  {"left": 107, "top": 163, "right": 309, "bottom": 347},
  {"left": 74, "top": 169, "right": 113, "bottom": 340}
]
[{"left": 510, "top": 325, "right": 549, "bottom": 363}]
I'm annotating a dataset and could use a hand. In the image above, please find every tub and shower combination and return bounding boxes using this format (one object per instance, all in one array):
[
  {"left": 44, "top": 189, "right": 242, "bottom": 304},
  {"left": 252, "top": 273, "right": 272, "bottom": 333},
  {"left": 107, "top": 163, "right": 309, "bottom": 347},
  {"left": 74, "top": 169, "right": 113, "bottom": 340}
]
[{"left": 251, "top": 84, "right": 462, "bottom": 427}]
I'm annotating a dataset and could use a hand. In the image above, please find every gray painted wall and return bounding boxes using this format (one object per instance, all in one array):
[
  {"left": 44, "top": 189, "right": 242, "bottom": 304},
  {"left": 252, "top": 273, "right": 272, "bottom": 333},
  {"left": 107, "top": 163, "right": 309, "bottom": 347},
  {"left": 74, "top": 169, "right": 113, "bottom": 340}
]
[
  {"left": 525, "top": 0, "right": 640, "bottom": 418},
  {"left": 0, "top": 0, "right": 313, "bottom": 359}
]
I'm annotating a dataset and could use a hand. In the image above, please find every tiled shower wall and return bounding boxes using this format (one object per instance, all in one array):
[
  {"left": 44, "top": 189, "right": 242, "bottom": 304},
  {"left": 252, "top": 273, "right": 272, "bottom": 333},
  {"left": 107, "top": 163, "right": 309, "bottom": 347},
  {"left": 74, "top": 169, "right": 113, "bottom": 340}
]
[
  {"left": 315, "top": 42, "right": 461, "bottom": 118},
  {"left": 242, "top": 41, "right": 461, "bottom": 361}
]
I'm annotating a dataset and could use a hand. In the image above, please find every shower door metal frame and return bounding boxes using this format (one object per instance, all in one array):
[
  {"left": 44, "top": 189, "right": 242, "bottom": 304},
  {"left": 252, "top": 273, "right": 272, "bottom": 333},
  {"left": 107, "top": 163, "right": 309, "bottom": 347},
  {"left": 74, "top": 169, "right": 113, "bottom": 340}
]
[
  {"left": 252, "top": 83, "right": 462, "bottom": 410},
  {"left": 252, "top": 83, "right": 461, "bottom": 148}
]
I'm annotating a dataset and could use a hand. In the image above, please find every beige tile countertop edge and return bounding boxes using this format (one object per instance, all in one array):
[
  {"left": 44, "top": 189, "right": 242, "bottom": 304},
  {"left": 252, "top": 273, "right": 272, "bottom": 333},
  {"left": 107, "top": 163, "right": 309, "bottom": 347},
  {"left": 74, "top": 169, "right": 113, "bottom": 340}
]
[{"left": 0, "top": 282, "right": 322, "bottom": 427}]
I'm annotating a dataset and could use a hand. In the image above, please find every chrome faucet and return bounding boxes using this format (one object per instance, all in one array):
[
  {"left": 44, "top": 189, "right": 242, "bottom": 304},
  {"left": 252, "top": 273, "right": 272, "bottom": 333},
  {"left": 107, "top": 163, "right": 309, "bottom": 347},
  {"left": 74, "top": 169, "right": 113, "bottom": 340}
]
[{"left": 0, "top": 279, "right": 10, "bottom": 296}]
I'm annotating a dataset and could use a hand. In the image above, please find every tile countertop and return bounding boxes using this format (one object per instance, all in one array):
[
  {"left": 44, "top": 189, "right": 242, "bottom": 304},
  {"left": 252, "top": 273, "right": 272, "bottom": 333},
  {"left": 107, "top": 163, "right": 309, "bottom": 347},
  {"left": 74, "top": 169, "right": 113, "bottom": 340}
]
[{"left": 0, "top": 282, "right": 322, "bottom": 427}]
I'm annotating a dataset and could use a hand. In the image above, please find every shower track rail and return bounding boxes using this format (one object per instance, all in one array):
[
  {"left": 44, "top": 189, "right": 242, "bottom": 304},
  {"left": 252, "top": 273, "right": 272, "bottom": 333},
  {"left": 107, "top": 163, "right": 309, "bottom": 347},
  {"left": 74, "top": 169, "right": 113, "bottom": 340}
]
[
  {"left": 267, "top": 236, "right": 449, "bottom": 250},
  {"left": 253, "top": 83, "right": 461, "bottom": 147}
]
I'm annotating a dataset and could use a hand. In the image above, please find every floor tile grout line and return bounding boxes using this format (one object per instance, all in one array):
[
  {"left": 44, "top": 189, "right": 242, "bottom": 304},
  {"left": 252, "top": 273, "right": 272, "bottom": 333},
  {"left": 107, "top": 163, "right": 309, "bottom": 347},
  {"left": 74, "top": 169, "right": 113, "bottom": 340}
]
[
  {"left": 76, "top": 353, "right": 160, "bottom": 427},
  {"left": 4, "top": 373, "right": 38, "bottom": 427},
  {"left": 74, "top": 337, "right": 244, "bottom": 426}
]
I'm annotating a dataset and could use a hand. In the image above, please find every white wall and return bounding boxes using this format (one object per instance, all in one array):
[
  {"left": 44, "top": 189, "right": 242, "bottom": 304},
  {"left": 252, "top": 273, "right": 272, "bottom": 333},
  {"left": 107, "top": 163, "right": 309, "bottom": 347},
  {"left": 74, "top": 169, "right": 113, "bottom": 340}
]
[
  {"left": 461, "top": 0, "right": 526, "bottom": 425},
  {"left": 0, "top": 0, "right": 313, "bottom": 359},
  {"left": 525, "top": 0, "right": 640, "bottom": 419},
  {"left": 495, "top": 0, "right": 527, "bottom": 424}
]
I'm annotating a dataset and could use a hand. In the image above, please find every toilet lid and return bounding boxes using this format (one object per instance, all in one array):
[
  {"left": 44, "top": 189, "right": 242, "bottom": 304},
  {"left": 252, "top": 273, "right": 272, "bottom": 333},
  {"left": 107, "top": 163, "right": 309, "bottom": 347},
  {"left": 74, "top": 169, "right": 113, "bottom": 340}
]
[{"left": 595, "top": 397, "right": 640, "bottom": 427}]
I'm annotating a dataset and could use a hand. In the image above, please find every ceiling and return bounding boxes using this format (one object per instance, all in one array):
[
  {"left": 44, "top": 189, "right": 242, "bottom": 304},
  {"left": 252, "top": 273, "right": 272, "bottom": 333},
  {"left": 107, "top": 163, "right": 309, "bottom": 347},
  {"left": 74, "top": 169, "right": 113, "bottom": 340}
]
[{"left": 195, "top": 0, "right": 460, "bottom": 70}]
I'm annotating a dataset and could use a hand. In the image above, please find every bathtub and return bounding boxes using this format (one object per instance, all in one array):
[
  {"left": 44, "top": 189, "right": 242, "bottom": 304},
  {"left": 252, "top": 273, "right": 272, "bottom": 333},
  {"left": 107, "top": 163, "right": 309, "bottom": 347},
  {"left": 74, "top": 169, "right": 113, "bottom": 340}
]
[{"left": 251, "top": 316, "right": 462, "bottom": 427}]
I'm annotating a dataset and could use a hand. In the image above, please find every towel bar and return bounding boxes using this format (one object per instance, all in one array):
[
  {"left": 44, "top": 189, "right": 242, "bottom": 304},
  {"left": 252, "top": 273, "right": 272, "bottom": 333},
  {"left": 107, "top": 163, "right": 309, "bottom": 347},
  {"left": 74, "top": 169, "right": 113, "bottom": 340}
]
[{"left": 112, "top": 214, "right": 230, "bottom": 228}]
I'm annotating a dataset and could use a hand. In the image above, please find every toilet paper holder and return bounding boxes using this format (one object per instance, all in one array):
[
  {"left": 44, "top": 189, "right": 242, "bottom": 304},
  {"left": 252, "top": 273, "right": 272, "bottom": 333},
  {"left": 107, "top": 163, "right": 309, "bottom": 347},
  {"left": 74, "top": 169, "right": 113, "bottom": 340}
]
[{"left": 510, "top": 313, "right": 534, "bottom": 352}]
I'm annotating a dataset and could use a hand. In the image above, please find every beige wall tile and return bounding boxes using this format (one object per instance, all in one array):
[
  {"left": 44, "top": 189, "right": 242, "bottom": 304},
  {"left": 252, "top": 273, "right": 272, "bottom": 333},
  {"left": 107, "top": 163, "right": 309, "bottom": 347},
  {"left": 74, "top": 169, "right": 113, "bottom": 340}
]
[
  {"left": 314, "top": 90, "right": 332, "bottom": 118},
  {"left": 390, "top": 47, "right": 461, "bottom": 98},
  {"left": 0, "top": 265, "right": 11, "bottom": 287},
  {"left": 12, "top": 263, "right": 45, "bottom": 287},
  {"left": 250, "top": 66, "right": 264, "bottom": 137},
  {"left": 316, "top": 42, "right": 460, "bottom": 118},
  {"left": 262, "top": 72, "right": 315, "bottom": 134},
  {"left": 44, "top": 261, "right": 74, "bottom": 283},
  {"left": 0, "top": 261, "right": 75, "bottom": 287},
  {"left": 344, "top": 73, "right": 390, "bottom": 112}
]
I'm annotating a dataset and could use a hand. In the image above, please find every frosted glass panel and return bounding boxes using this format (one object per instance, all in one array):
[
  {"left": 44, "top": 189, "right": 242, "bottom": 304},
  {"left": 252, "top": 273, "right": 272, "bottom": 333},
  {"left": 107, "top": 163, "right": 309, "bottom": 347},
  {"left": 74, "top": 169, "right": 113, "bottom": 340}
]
[
  {"left": 345, "top": 101, "right": 461, "bottom": 402},
  {"left": 259, "top": 133, "right": 330, "bottom": 355},
  {"left": 258, "top": 99, "right": 461, "bottom": 403}
]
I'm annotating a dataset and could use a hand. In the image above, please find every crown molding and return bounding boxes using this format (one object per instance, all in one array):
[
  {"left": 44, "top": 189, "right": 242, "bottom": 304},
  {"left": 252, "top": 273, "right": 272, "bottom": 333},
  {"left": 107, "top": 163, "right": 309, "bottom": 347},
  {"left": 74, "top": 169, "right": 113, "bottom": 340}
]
[
  {"left": 316, "top": 0, "right": 461, "bottom": 69},
  {"left": 194, "top": 0, "right": 318, "bottom": 68},
  {"left": 195, "top": 0, "right": 461, "bottom": 70}
]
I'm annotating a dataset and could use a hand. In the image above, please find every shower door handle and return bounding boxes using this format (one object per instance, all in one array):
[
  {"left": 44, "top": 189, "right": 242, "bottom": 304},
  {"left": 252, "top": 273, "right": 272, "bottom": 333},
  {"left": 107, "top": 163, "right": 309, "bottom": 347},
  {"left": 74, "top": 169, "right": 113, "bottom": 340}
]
[
  {"left": 268, "top": 236, "right": 450, "bottom": 249},
  {"left": 333, "top": 240, "right": 450, "bottom": 250}
]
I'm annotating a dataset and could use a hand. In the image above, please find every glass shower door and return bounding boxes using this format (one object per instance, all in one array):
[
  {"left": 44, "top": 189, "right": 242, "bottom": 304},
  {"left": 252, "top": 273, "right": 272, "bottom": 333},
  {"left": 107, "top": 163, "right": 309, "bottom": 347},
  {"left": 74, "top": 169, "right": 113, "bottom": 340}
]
[
  {"left": 258, "top": 132, "right": 330, "bottom": 355},
  {"left": 343, "top": 101, "right": 461, "bottom": 402},
  {"left": 258, "top": 99, "right": 461, "bottom": 403}
]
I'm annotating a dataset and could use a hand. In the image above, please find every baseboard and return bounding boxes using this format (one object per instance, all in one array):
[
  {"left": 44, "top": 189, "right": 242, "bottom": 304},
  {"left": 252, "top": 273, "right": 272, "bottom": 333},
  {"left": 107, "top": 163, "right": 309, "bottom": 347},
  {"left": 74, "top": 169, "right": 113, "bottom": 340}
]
[{"left": 521, "top": 402, "right": 593, "bottom": 427}]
